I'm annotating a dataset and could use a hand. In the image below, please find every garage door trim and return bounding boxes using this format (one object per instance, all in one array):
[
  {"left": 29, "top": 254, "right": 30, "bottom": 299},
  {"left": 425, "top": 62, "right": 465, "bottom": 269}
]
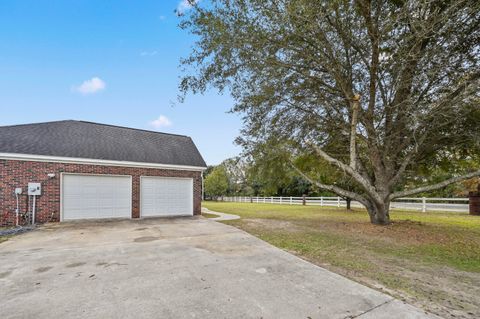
[
  {"left": 140, "top": 176, "right": 194, "bottom": 218},
  {"left": 60, "top": 172, "right": 133, "bottom": 221}
]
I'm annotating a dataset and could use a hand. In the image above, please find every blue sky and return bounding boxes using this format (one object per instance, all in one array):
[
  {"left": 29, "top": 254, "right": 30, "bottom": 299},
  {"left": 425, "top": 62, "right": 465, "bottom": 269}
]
[{"left": 0, "top": 0, "right": 242, "bottom": 165}]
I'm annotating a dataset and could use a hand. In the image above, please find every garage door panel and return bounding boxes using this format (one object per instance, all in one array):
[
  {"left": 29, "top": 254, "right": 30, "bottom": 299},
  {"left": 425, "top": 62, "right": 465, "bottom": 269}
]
[
  {"left": 62, "top": 175, "right": 132, "bottom": 220},
  {"left": 141, "top": 177, "right": 193, "bottom": 217}
]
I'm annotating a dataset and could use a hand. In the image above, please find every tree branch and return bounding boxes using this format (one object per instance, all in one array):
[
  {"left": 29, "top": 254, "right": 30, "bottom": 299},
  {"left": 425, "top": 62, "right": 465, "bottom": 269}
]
[
  {"left": 290, "top": 163, "right": 369, "bottom": 207},
  {"left": 388, "top": 133, "right": 428, "bottom": 188},
  {"left": 350, "top": 94, "right": 361, "bottom": 169},
  {"left": 306, "top": 140, "right": 382, "bottom": 203},
  {"left": 389, "top": 169, "right": 480, "bottom": 200}
]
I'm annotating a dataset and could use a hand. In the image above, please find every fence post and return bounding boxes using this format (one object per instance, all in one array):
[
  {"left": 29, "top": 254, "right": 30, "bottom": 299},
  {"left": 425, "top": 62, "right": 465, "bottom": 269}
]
[
  {"left": 280, "top": 196, "right": 283, "bottom": 204},
  {"left": 422, "top": 197, "right": 426, "bottom": 212},
  {"left": 302, "top": 194, "right": 306, "bottom": 206},
  {"left": 290, "top": 196, "right": 293, "bottom": 205},
  {"left": 263, "top": 197, "right": 266, "bottom": 203},
  {"left": 250, "top": 196, "right": 253, "bottom": 203},
  {"left": 271, "top": 196, "right": 273, "bottom": 203},
  {"left": 337, "top": 197, "right": 341, "bottom": 207},
  {"left": 320, "top": 196, "right": 323, "bottom": 206}
]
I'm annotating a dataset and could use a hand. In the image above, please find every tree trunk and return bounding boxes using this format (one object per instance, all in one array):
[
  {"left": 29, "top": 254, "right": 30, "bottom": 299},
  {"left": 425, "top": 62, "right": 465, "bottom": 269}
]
[
  {"left": 346, "top": 198, "right": 352, "bottom": 210},
  {"left": 365, "top": 200, "right": 391, "bottom": 225}
]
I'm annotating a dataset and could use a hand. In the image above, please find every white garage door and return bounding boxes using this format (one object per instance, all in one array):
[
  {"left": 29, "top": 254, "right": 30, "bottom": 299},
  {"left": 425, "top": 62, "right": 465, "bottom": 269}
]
[
  {"left": 62, "top": 174, "right": 132, "bottom": 220},
  {"left": 141, "top": 177, "right": 193, "bottom": 217}
]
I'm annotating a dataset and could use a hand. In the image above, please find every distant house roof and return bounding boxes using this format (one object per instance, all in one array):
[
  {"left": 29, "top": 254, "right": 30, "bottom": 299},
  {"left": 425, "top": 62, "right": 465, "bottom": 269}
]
[{"left": 0, "top": 120, "right": 207, "bottom": 168}]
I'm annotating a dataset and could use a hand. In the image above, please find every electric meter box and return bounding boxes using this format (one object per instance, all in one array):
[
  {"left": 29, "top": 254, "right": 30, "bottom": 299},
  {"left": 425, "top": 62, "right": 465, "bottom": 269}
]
[{"left": 28, "top": 182, "right": 41, "bottom": 195}]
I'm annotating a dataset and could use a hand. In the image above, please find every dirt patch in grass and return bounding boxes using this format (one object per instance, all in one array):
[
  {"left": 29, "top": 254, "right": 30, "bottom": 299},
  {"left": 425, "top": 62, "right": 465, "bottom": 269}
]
[
  {"left": 210, "top": 202, "right": 480, "bottom": 319},
  {"left": 297, "top": 217, "right": 473, "bottom": 248}
]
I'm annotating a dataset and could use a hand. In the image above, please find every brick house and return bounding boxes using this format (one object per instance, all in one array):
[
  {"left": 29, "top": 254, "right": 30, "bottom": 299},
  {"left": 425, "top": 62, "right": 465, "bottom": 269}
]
[{"left": 0, "top": 120, "right": 207, "bottom": 226}]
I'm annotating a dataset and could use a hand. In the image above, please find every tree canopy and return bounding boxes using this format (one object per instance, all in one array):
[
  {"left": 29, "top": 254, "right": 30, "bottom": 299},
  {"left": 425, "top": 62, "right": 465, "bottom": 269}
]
[
  {"left": 204, "top": 165, "right": 229, "bottom": 199},
  {"left": 181, "top": 0, "right": 480, "bottom": 224}
]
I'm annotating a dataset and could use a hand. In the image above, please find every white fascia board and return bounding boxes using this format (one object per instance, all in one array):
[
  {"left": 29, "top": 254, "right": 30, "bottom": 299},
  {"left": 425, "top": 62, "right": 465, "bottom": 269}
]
[{"left": 0, "top": 153, "right": 207, "bottom": 171}]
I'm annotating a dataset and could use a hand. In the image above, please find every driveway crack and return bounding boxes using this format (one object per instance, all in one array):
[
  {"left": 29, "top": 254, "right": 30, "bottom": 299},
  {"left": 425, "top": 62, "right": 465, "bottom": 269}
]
[{"left": 344, "top": 299, "right": 393, "bottom": 319}]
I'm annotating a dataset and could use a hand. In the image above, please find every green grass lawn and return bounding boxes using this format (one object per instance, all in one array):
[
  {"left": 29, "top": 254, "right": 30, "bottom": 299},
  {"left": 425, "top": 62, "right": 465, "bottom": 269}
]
[{"left": 204, "top": 201, "right": 480, "bottom": 319}]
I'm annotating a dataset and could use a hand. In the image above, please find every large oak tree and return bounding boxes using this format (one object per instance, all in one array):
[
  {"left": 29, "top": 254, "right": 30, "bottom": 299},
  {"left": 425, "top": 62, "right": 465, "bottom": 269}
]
[{"left": 179, "top": 0, "right": 480, "bottom": 224}]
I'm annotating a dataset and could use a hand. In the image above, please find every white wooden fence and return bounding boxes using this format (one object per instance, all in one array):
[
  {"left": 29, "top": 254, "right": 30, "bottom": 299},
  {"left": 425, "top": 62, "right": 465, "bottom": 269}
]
[{"left": 220, "top": 196, "right": 469, "bottom": 213}]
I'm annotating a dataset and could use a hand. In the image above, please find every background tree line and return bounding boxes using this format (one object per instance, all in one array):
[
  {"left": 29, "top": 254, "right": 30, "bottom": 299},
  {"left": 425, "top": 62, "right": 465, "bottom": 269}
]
[{"left": 204, "top": 151, "right": 479, "bottom": 200}]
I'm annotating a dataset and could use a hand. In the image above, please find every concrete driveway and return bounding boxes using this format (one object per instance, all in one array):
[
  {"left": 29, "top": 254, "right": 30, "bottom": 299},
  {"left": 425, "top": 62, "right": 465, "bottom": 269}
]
[{"left": 0, "top": 218, "right": 439, "bottom": 319}]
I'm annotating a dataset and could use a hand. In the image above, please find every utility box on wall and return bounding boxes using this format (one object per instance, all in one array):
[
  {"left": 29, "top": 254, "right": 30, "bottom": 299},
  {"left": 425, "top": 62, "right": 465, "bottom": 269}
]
[
  {"left": 28, "top": 182, "right": 41, "bottom": 196},
  {"left": 469, "top": 184, "right": 480, "bottom": 216}
]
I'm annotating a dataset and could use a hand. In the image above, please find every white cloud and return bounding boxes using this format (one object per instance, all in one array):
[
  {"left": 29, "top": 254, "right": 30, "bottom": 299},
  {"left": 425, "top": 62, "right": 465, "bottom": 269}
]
[
  {"left": 73, "top": 77, "right": 106, "bottom": 95},
  {"left": 176, "top": 0, "right": 200, "bottom": 16},
  {"left": 140, "top": 51, "right": 158, "bottom": 57},
  {"left": 149, "top": 115, "right": 172, "bottom": 129},
  {"left": 158, "top": 15, "right": 166, "bottom": 21}
]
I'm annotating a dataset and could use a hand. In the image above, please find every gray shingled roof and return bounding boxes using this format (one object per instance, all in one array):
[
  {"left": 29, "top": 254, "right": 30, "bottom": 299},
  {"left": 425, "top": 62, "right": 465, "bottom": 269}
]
[{"left": 0, "top": 120, "right": 206, "bottom": 168}]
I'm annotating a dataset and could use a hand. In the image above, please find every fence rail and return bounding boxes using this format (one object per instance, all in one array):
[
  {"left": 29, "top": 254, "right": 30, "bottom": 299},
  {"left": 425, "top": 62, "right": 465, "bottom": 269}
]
[{"left": 220, "top": 196, "right": 469, "bottom": 213}]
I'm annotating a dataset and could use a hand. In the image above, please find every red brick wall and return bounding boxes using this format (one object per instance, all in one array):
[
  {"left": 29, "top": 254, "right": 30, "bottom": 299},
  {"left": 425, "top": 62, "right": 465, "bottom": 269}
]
[
  {"left": 0, "top": 159, "right": 202, "bottom": 226},
  {"left": 469, "top": 191, "right": 480, "bottom": 215}
]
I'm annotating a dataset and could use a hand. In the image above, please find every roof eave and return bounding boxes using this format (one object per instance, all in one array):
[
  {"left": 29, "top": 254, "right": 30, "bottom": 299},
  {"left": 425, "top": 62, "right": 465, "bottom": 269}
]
[{"left": 0, "top": 153, "right": 207, "bottom": 172}]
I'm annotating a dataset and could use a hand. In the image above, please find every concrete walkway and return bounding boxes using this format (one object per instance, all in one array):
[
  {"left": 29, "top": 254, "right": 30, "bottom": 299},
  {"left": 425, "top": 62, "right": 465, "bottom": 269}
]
[
  {"left": 202, "top": 207, "right": 241, "bottom": 221},
  {"left": 0, "top": 218, "right": 440, "bottom": 318}
]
